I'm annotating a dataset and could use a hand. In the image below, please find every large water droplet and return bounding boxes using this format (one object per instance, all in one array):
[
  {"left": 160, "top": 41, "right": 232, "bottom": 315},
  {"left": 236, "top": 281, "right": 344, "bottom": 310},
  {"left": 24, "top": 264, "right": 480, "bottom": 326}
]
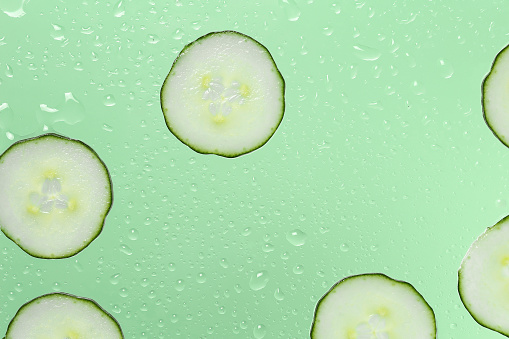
[
  {"left": 51, "top": 24, "right": 65, "bottom": 41},
  {"left": 353, "top": 44, "right": 381, "bottom": 61},
  {"left": 249, "top": 271, "right": 269, "bottom": 291},
  {"left": 286, "top": 229, "right": 307, "bottom": 246},
  {"left": 0, "top": 0, "right": 27, "bottom": 18},
  {"left": 253, "top": 324, "right": 267, "bottom": 339},
  {"left": 113, "top": 0, "right": 125, "bottom": 17},
  {"left": 279, "top": 0, "right": 301, "bottom": 21},
  {"left": 103, "top": 94, "right": 116, "bottom": 106},
  {"left": 439, "top": 59, "right": 454, "bottom": 79}
]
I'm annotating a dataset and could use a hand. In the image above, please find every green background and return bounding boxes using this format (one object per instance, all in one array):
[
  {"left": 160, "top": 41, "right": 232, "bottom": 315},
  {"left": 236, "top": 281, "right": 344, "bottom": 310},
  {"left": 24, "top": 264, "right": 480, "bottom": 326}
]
[{"left": 1, "top": 0, "right": 508, "bottom": 337}]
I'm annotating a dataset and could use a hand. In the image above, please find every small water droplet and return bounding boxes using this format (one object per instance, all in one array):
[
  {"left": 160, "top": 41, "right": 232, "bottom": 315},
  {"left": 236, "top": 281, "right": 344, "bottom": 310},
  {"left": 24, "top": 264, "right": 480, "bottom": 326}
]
[
  {"left": 293, "top": 264, "right": 304, "bottom": 274},
  {"left": 175, "top": 279, "right": 185, "bottom": 291},
  {"left": 262, "top": 243, "right": 275, "bottom": 252},
  {"left": 439, "top": 59, "right": 454, "bottom": 79},
  {"left": 113, "top": 0, "right": 125, "bottom": 17},
  {"left": 110, "top": 273, "right": 121, "bottom": 285},
  {"left": 103, "top": 94, "right": 116, "bottom": 106},
  {"left": 147, "top": 34, "right": 160, "bottom": 44},
  {"left": 51, "top": 24, "right": 65, "bottom": 41},
  {"left": 286, "top": 229, "right": 307, "bottom": 246},
  {"left": 274, "top": 288, "right": 285, "bottom": 301},
  {"left": 172, "top": 28, "right": 185, "bottom": 40},
  {"left": 196, "top": 272, "right": 206, "bottom": 283},
  {"left": 220, "top": 258, "right": 229, "bottom": 268},
  {"left": 340, "top": 243, "right": 349, "bottom": 252},
  {"left": 5, "top": 64, "right": 13, "bottom": 78},
  {"left": 249, "top": 271, "right": 269, "bottom": 291},
  {"left": 353, "top": 44, "right": 381, "bottom": 61},
  {"left": 279, "top": 0, "right": 301, "bottom": 21},
  {"left": 128, "top": 228, "right": 139, "bottom": 240},
  {"left": 253, "top": 324, "right": 267, "bottom": 339},
  {"left": 120, "top": 244, "right": 132, "bottom": 255},
  {"left": 102, "top": 124, "right": 113, "bottom": 132}
]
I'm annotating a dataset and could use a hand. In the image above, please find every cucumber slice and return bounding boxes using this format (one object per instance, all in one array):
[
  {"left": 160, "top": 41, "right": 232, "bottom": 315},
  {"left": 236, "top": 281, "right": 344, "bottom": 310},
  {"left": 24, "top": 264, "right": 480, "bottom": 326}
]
[
  {"left": 311, "top": 273, "right": 436, "bottom": 339},
  {"left": 0, "top": 134, "right": 112, "bottom": 259},
  {"left": 459, "top": 215, "right": 509, "bottom": 336},
  {"left": 4, "top": 292, "right": 123, "bottom": 338},
  {"left": 160, "top": 30, "right": 285, "bottom": 157},
  {"left": 483, "top": 43, "right": 509, "bottom": 147}
]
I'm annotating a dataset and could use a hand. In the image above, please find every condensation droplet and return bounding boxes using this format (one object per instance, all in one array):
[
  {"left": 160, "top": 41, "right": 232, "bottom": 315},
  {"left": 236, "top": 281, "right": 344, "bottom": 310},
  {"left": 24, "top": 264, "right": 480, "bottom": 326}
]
[
  {"left": 120, "top": 244, "right": 132, "bottom": 255},
  {"left": 293, "top": 264, "right": 304, "bottom": 274},
  {"left": 1, "top": 0, "right": 27, "bottom": 18},
  {"left": 286, "top": 229, "right": 307, "bottom": 246},
  {"left": 51, "top": 24, "right": 65, "bottom": 41},
  {"left": 128, "top": 228, "right": 139, "bottom": 240},
  {"left": 274, "top": 288, "right": 285, "bottom": 301},
  {"left": 175, "top": 279, "right": 185, "bottom": 291},
  {"left": 249, "top": 271, "right": 269, "bottom": 291},
  {"left": 113, "top": 0, "right": 125, "bottom": 17},
  {"left": 147, "top": 34, "right": 160, "bottom": 44},
  {"left": 439, "top": 59, "right": 454, "bottom": 79},
  {"left": 253, "top": 324, "right": 267, "bottom": 339},
  {"left": 5, "top": 64, "right": 13, "bottom": 78},
  {"left": 110, "top": 273, "right": 121, "bottom": 285},
  {"left": 196, "top": 272, "right": 206, "bottom": 283},
  {"left": 103, "top": 94, "right": 116, "bottom": 106},
  {"left": 340, "top": 243, "right": 349, "bottom": 252},
  {"left": 279, "top": 0, "right": 301, "bottom": 22},
  {"left": 353, "top": 45, "right": 381, "bottom": 61}
]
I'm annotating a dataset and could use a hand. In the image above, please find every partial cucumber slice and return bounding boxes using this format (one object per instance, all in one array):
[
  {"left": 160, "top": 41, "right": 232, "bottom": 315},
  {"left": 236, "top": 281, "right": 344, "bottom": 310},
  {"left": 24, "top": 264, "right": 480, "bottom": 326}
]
[
  {"left": 459, "top": 215, "right": 509, "bottom": 336},
  {"left": 483, "top": 43, "right": 509, "bottom": 147},
  {"left": 160, "top": 30, "right": 285, "bottom": 157},
  {"left": 0, "top": 134, "right": 112, "bottom": 259},
  {"left": 311, "top": 273, "right": 436, "bottom": 339},
  {"left": 4, "top": 292, "right": 123, "bottom": 338}
]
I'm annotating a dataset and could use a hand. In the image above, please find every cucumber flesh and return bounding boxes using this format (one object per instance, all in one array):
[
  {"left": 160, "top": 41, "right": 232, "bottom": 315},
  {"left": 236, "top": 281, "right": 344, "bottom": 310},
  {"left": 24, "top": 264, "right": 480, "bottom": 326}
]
[
  {"left": 160, "top": 30, "right": 285, "bottom": 157},
  {"left": 4, "top": 293, "right": 123, "bottom": 338},
  {"left": 311, "top": 273, "right": 436, "bottom": 339},
  {"left": 459, "top": 215, "right": 509, "bottom": 336},
  {"left": 0, "top": 134, "right": 112, "bottom": 259},
  {"left": 483, "top": 43, "right": 509, "bottom": 147}
]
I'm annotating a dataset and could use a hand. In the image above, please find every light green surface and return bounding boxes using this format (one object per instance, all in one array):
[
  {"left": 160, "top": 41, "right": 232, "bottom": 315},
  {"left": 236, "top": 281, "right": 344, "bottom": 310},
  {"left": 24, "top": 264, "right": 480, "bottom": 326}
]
[{"left": 0, "top": 0, "right": 508, "bottom": 338}]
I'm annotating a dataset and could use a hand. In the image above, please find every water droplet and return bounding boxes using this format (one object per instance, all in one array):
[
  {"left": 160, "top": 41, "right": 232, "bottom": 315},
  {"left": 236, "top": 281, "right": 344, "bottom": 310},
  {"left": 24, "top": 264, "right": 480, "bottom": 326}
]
[
  {"left": 439, "top": 59, "right": 454, "bottom": 79},
  {"left": 102, "top": 124, "right": 113, "bottom": 132},
  {"left": 279, "top": 0, "right": 301, "bottom": 21},
  {"left": 113, "top": 0, "right": 125, "bottom": 17},
  {"left": 51, "top": 24, "right": 65, "bottom": 41},
  {"left": 274, "top": 288, "right": 285, "bottom": 301},
  {"left": 340, "top": 243, "right": 349, "bottom": 252},
  {"left": 147, "top": 34, "right": 160, "bottom": 44},
  {"left": 242, "top": 227, "right": 252, "bottom": 236},
  {"left": 0, "top": 0, "right": 27, "bottom": 18},
  {"left": 293, "top": 264, "right": 304, "bottom": 274},
  {"left": 103, "top": 94, "right": 116, "bottom": 106},
  {"left": 0, "top": 102, "right": 14, "bottom": 132},
  {"left": 286, "top": 229, "right": 307, "bottom": 246},
  {"left": 119, "top": 288, "right": 128, "bottom": 297},
  {"left": 5, "top": 64, "right": 13, "bottom": 78},
  {"left": 262, "top": 243, "right": 275, "bottom": 252},
  {"left": 220, "top": 258, "right": 229, "bottom": 268},
  {"left": 119, "top": 244, "right": 132, "bottom": 255},
  {"left": 196, "top": 272, "right": 206, "bottom": 283},
  {"left": 128, "top": 228, "right": 139, "bottom": 240},
  {"left": 172, "top": 28, "right": 185, "bottom": 40},
  {"left": 249, "top": 271, "right": 269, "bottom": 291},
  {"left": 253, "top": 324, "right": 267, "bottom": 339},
  {"left": 37, "top": 92, "right": 85, "bottom": 127},
  {"left": 110, "top": 273, "right": 121, "bottom": 285},
  {"left": 175, "top": 279, "right": 185, "bottom": 291},
  {"left": 353, "top": 44, "right": 381, "bottom": 61}
]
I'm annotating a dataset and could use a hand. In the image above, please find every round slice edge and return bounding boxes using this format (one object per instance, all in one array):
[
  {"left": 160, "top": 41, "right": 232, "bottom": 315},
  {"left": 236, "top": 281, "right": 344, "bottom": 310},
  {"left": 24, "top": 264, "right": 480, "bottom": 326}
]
[
  {"left": 0, "top": 133, "right": 113, "bottom": 259},
  {"left": 311, "top": 273, "right": 436, "bottom": 339},
  {"left": 160, "top": 30, "right": 285, "bottom": 157},
  {"left": 459, "top": 215, "right": 509, "bottom": 337},
  {"left": 5, "top": 292, "right": 123, "bottom": 339}
]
